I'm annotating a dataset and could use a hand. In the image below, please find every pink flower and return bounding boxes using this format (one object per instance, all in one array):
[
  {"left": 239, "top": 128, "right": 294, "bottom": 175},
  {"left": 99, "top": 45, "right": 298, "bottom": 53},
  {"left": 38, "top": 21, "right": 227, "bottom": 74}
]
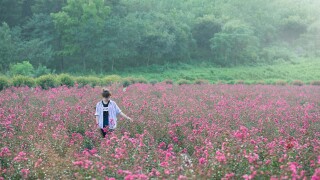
[
  {"left": 199, "top": 157, "right": 207, "bottom": 165},
  {"left": 160, "top": 161, "right": 169, "bottom": 167},
  {"left": 178, "top": 175, "right": 188, "bottom": 180},
  {"left": 311, "top": 168, "right": 320, "bottom": 180},
  {"left": 0, "top": 147, "right": 11, "bottom": 157},
  {"left": 34, "top": 158, "right": 43, "bottom": 168},
  {"left": 13, "top": 151, "right": 28, "bottom": 162},
  {"left": 216, "top": 151, "right": 227, "bottom": 164},
  {"left": 21, "top": 169, "right": 30, "bottom": 179}
]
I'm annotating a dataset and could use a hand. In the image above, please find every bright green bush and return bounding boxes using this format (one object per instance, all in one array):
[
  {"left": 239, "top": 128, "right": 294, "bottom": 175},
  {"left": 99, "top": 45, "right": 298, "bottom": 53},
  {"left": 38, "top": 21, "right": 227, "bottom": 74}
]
[
  {"left": 58, "top": 74, "right": 75, "bottom": 87},
  {"left": 86, "top": 76, "right": 101, "bottom": 87},
  {"left": 75, "top": 76, "right": 101, "bottom": 87},
  {"left": 12, "top": 75, "right": 35, "bottom": 87},
  {"left": 36, "top": 74, "right": 57, "bottom": 89},
  {"left": 0, "top": 76, "right": 9, "bottom": 91},
  {"left": 9, "top": 61, "right": 34, "bottom": 76},
  {"left": 102, "top": 75, "right": 122, "bottom": 85}
]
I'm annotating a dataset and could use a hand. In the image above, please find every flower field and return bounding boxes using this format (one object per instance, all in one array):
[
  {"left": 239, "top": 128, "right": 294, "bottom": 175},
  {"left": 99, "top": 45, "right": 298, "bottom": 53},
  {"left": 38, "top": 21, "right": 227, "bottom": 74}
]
[{"left": 0, "top": 83, "right": 320, "bottom": 179}]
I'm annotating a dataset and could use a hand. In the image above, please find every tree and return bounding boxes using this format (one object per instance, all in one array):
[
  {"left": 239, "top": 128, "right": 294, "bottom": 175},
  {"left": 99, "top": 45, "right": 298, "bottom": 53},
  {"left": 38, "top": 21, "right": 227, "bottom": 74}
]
[
  {"left": 210, "top": 20, "right": 259, "bottom": 66},
  {"left": 51, "top": 0, "right": 110, "bottom": 72},
  {"left": 0, "top": 23, "right": 17, "bottom": 71},
  {"left": 0, "top": 0, "right": 23, "bottom": 26}
]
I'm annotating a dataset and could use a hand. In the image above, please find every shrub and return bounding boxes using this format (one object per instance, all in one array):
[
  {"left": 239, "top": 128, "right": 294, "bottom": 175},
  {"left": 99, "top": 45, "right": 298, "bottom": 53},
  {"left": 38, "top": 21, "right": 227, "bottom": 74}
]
[
  {"left": 75, "top": 76, "right": 91, "bottom": 87},
  {"left": 194, "top": 79, "right": 209, "bottom": 85},
  {"left": 12, "top": 75, "right": 35, "bottom": 87},
  {"left": 9, "top": 61, "right": 34, "bottom": 76},
  {"left": 0, "top": 76, "right": 9, "bottom": 91},
  {"left": 135, "top": 77, "right": 148, "bottom": 84},
  {"left": 102, "top": 75, "right": 122, "bottom": 85},
  {"left": 34, "top": 64, "right": 53, "bottom": 77},
  {"left": 164, "top": 79, "right": 173, "bottom": 84},
  {"left": 310, "top": 80, "right": 320, "bottom": 86},
  {"left": 121, "top": 77, "right": 147, "bottom": 87},
  {"left": 86, "top": 76, "right": 101, "bottom": 87},
  {"left": 75, "top": 76, "right": 101, "bottom": 87},
  {"left": 275, "top": 80, "right": 287, "bottom": 86},
  {"left": 36, "top": 74, "right": 57, "bottom": 89},
  {"left": 177, "top": 79, "right": 191, "bottom": 85},
  {"left": 58, "top": 74, "right": 75, "bottom": 87},
  {"left": 291, "top": 80, "right": 304, "bottom": 86},
  {"left": 149, "top": 79, "right": 158, "bottom": 85},
  {"left": 255, "top": 80, "right": 265, "bottom": 85},
  {"left": 235, "top": 80, "right": 245, "bottom": 84}
]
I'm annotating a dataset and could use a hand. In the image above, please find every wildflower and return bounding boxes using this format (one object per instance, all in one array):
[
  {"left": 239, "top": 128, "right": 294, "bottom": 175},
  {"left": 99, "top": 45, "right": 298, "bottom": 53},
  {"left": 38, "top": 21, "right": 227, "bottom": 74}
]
[{"left": 21, "top": 169, "right": 30, "bottom": 179}]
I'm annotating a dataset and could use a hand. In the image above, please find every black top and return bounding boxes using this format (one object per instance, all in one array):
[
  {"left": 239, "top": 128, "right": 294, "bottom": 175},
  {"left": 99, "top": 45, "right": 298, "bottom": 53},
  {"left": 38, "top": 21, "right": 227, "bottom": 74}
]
[{"left": 102, "top": 100, "right": 110, "bottom": 128}]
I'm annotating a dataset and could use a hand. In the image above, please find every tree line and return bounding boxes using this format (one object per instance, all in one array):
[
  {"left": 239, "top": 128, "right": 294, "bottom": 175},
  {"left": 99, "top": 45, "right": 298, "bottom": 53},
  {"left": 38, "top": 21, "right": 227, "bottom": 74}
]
[{"left": 0, "top": 0, "right": 319, "bottom": 74}]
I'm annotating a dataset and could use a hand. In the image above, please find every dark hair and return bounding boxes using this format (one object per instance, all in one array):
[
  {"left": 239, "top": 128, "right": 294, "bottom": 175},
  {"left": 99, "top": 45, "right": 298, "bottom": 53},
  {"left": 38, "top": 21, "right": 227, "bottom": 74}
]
[{"left": 102, "top": 89, "right": 111, "bottom": 98}]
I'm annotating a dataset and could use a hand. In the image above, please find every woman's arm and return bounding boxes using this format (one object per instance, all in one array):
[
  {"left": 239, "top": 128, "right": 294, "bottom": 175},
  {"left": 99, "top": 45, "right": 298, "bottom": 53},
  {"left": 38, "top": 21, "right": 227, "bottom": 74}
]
[
  {"left": 120, "top": 112, "right": 133, "bottom": 122},
  {"left": 95, "top": 116, "right": 99, "bottom": 126}
]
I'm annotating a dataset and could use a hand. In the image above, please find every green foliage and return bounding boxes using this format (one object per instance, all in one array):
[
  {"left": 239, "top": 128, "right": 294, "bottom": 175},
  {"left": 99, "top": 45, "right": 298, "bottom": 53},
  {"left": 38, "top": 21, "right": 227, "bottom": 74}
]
[
  {"left": 58, "top": 74, "right": 75, "bottom": 87},
  {"left": 310, "top": 80, "right": 320, "bottom": 86},
  {"left": 149, "top": 79, "right": 158, "bottom": 85},
  {"left": 291, "top": 80, "right": 304, "bottom": 86},
  {"left": 177, "top": 79, "right": 192, "bottom": 85},
  {"left": 210, "top": 20, "right": 259, "bottom": 66},
  {"left": 12, "top": 75, "right": 35, "bottom": 87},
  {"left": 1, "top": 0, "right": 320, "bottom": 73},
  {"left": 36, "top": 74, "right": 57, "bottom": 89},
  {"left": 275, "top": 80, "right": 287, "bottom": 86},
  {"left": 75, "top": 76, "right": 101, "bottom": 87},
  {"left": 194, "top": 79, "right": 209, "bottom": 85},
  {"left": 34, "top": 64, "right": 53, "bottom": 77},
  {"left": 9, "top": 61, "right": 34, "bottom": 77},
  {"left": 0, "top": 76, "right": 10, "bottom": 91},
  {"left": 102, "top": 75, "right": 122, "bottom": 85},
  {"left": 164, "top": 79, "right": 173, "bottom": 84}
]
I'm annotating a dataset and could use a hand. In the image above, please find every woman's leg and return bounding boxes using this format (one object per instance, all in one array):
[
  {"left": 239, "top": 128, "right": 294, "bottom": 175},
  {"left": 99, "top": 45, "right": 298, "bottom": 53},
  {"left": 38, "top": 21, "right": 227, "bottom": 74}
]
[{"left": 100, "top": 128, "right": 107, "bottom": 137}]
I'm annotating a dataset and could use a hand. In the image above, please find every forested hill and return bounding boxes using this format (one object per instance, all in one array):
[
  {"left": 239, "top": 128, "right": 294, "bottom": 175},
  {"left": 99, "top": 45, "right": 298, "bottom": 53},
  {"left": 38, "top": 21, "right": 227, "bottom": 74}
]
[{"left": 0, "top": 0, "right": 319, "bottom": 74}]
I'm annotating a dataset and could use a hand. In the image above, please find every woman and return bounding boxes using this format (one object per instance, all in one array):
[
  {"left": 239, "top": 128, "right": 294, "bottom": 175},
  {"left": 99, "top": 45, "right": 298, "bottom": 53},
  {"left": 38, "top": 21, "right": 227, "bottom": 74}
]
[{"left": 95, "top": 89, "right": 132, "bottom": 137}]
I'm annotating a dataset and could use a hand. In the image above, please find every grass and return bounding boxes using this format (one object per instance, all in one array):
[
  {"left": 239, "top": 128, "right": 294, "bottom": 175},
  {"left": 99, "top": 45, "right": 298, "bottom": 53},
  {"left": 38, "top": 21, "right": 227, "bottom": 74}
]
[{"left": 116, "top": 58, "right": 320, "bottom": 84}]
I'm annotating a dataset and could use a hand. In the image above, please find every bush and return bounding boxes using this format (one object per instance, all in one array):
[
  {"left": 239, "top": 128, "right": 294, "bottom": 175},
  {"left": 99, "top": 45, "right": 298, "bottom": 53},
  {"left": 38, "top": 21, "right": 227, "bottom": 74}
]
[
  {"left": 310, "top": 80, "right": 320, "bottom": 86},
  {"left": 275, "top": 80, "right": 287, "bottom": 86},
  {"left": 194, "top": 79, "right": 209, "bottom": 85},
  {"left": 36, "top": 74, "right": 57, "bottom": 89},
  {"left": 75, "top": 76, "right": 90, "bottom": 87},
  {"left": 75, "top": 76, "right": 101, "bottom": 87},
  {"left": 164, "top": 79, "right": 173, "bottom": 84},
  {"left": 149, "top": 79, "right": 158, "bottom": 85},
  {"left": 86, "top": 76, "right": 101, "bottom": 87},
  {"left": 12, "top": 75, "right": 35, "bottom": 87},
  {"left": 135, "top": 77, "right": 148, "bottom": 84},
  {"left": 58, "top": 74, "right": 75, "bottom": 87},
  {"left": 255, "top": 80, "right": 265, "bottom": 85},
  {"left": 291, "top": 80, "right": 304, "bottom": 86},
  {"left": 121, "top": 77, "right": 147, "bottom": 87},
  {"left": 177, "top": 79, "right": 192, "bottom": 85},
  {"left": 235, "top": 80, "right": 245, "bottom": 84},
  {"left": 9, "top": 61, "right": 34, "bottom": 76},
  {"left": 0, "top": 76, "right": 9, "bottom": 91},
  {"left": 102, "top": 75, "right": 122, "bottom": 85},
  {"left": 34, "top": 64, "right": 53, "bottom": 77}
]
